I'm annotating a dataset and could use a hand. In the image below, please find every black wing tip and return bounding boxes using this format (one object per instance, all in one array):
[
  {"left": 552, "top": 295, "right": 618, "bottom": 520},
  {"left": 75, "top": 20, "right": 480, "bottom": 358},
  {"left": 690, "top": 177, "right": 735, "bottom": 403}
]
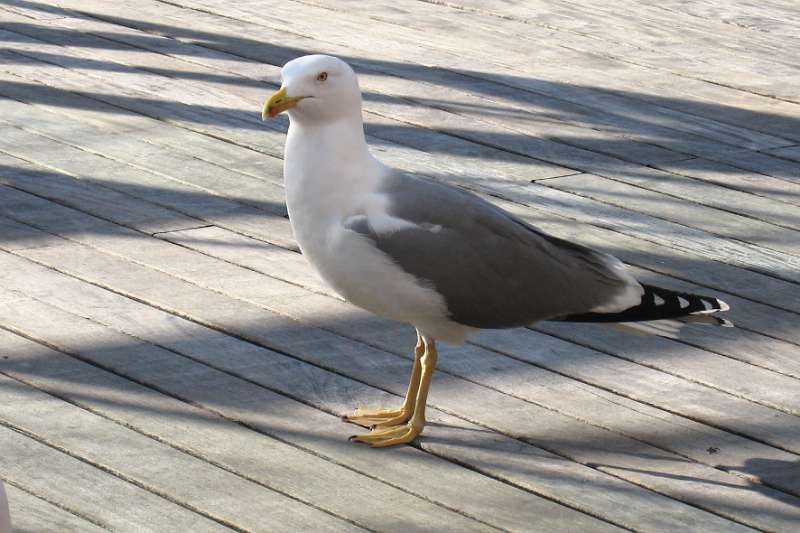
[{"left": 558, "top": 286, "right": 731, "bottom": 325}]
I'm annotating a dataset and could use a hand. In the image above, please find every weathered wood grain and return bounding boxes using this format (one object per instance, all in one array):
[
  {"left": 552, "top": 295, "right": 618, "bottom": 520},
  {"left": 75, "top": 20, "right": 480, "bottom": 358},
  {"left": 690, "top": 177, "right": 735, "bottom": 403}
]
[
  {"left": 4, "top": 5, "right": 792, "bottom": 258},
  {"left": 652, "top": 157, "right": 800, "bottom": 208},
  {"left": 1, "top": 325, "right": 539, "bottom": 533},
  {"left": 3, "top": 87, "right": 800, "bottom": 320},
  {"left": 3, "top": 482, "right": 108, "bottom": 533},
  {"left": 0, "top": 369, "right": 368, "bottom": 533},
  {"left": 2, "top": 203, "right": 799, "bottom": 530},
  {"left": 6, "top": 94, "right": 800, "bottom": 408},
  {"left": 10, "top": 0, "right": 800, "bottom": 165},
  {"left": 0, "top": 248, "right": 776, "bottom": 532},
  {"left": 638, "top": 0, "right": 800, "bottom": 42},
  {"left": 4, "top": 184, "right": 800, "bottom": 430},
  {"left": 1, "top": 1, "right": 799, "bottom": 531},
  {"left": 1, "top": 11, "right": 791, "bottom": 296},
  {"left": 0, "top": 252, "right": 748, "bottom": 532},
  {"left": 158, "top": 224, "right": 800, "bottom": 382},
  {"left": 765, "top": 145, "right": 800, "bottom": 163},
  {"left": 164, "top": 0, "right": 800, "bottom": 144},
  {"left": 0, "top": 414, "right": 234, "bottom": 532},
  {"left": 7, "top": 0, "right": 797, "bottom": 196},
  {"left": 6, "top": 154, "right": 794, "bottom": 420},
  {"left": 540, "top": 173, "right": 800, "bottom": 254},
  {"left": 4, "top": 224, "right": 795, "bottom": 498},
  {"left": 499, "top": 183, "right": 800, "bottom": 285},
  {"left": 336, "top": 0, "right": 800, "bottom": 102}
]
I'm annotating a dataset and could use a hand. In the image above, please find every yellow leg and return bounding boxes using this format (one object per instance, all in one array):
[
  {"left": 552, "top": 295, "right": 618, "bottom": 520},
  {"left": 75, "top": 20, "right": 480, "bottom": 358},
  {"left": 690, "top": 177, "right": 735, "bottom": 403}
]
[
  {"left": 344, "top": 331, "right": 424, "bottom": 428},
  {"left": 350, "top": 335, "right": 438, "bottom": 448}
]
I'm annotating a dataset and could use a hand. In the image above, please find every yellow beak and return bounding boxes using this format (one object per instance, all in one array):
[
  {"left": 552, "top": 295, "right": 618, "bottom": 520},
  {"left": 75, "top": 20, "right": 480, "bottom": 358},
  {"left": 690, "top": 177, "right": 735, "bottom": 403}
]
[{"left": 262, "top": 87, "right": 304, "bottom": 120}]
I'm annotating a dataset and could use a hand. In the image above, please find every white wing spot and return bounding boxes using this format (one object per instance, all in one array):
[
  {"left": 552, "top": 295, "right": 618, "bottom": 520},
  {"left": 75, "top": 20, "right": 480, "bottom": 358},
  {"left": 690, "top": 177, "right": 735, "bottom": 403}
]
[
  {"left": 363, "top": 193, "right": 443, "bottom": 235},
  {"left": 653, "top": 294, "right": 665, "bottom": 306},
  {"left": 364, "top": 194, "right": 419, "bottom": 235},
  {"left": 678, "top": 296, "right": 690, "bottom": 309}
]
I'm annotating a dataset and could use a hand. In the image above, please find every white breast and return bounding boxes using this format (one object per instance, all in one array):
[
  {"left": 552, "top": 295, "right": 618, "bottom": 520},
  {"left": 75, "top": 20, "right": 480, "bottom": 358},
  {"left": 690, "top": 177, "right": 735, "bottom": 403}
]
[{"left": 282, "top": 119, "right": 470, "bottom": 343}]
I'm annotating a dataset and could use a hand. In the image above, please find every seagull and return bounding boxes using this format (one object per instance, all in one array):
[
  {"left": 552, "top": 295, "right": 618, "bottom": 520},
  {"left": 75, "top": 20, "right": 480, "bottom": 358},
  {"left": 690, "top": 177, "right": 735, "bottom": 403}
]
[{"left": 262, "top": 55, "right": 732, "bottom": 447}]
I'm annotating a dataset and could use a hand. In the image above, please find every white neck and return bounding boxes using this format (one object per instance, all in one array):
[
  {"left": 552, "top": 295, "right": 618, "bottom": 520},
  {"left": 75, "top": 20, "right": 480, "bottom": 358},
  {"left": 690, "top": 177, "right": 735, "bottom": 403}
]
[
  {"left": 283, "top": 110, "right": 384, "bottom": 236},
  {"left": 285, "top": 113, "right": 368, "bottom": 170}
]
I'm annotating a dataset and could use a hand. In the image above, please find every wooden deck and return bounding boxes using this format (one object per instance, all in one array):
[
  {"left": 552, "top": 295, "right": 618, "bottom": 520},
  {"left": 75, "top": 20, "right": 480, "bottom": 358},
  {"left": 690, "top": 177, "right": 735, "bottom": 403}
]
[{"left": 1, "top": 0, "right": 799, "bottom": 531}]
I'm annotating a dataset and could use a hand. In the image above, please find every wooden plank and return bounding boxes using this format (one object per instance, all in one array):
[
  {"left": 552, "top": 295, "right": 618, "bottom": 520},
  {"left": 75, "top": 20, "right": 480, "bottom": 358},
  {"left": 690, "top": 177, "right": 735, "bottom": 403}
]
[
  {"left": 0, "top": 70, "right": 573, "bottom": 202},
  {"left": 428, "top": 0, "right": 800, "bottom": 72},
  {"left": 0, "top": 421, "right": 232, "bottom": 532},
  {"left": 3, "top": 483, "right": 108, "bottom": 533},
  {"left": 620, "top": 265, "right": 800, "bottom": 379},
  {"left": 19, "top": 0, "right": 800, "bottom": 155},
  {"left": 1, "top": 13, "right": 792, "bottom": 282},
  {"left": 3, "top": 172, "right": 800, "bottom": 426},
  {"left": 561, "top": 162, "right": 800, "bottom": 231},
  {"left": 7, "top": 239, "right": 799, "bottom": 531},
  {"left": 161, "top": 224, "right": 800, "bottom": 381},
  {"left": 4, "top": 164, "right": 797, "bottom": 418},
  {"left": 50, "top": 0, "right": 792, "bottom": 168},
  {"left": 0, "top": 261, "right": 724, "bottom": 533},
  {"left": 538, "top": 173, "right": 800, "bottom": 254},
  {"left": 163, "top": 0, "right": 800, "bottom": 145},
  {"left": 0, "top": 481, "right": 8, "bottom": 533},
  {"left": 0, "top": 370, "right": 365, "bottom": 533},
  {"left": 652, "top": 157, "right": 800, "bottom": 208},
  {"left": 499, "top": 182, "right": 800, "bottom": 285},
  {"left": 1, "top": 2, "right": 798, "bottom": 530},
  {"left": 8, "top": 0, "right": 796, "bottom": 191},
  {"left": 2, "top": 205, "right": 799, "bottom": 530},
  {"left": 0, "top": 151, "right": 204, "bottom": 236},
  {"left": 0, "top": 293, "right": 629, "bottom": 532},
  {"left": 251, "top": 0, "right": 800, "bottom": 175},
  {"left": 0, "top": 249, "right": 776, "bottom": 532},
  {"left": 341, "top": 0, "right": 800, "bottom": 102},
  {"left": 3, "top": 81, "right": 800, "bottom": 322},
  {"left": 1, "top": 15, "right": 792, "bottom": 296},
  {"left": 6, "top": 0, "right": 800, "bottom": 420},
  {"left": 4, "top": 110, "right": 800, "bottom": 360},
  {"left": 159, "top": 226, "right": 331, "bottom": 296},
  {"left": 34, "top": 0, "right": 780, "bottom": 179},
  {"left": 765, "top": 144, "right": 800, "bottom": 163},
  {"left": 0, "top": 46, "right": 569, "bottom": 213},
  {"left": 640, "top": 1, "right": 800, "bottom": 42},
  {"left": 9, "top": 220, "right": 796, "bottom": 474},
  {"left": 0, "top": 121, "right": 287, "bottom": 218},
  {"left": 0, "top": 16, "right": 577, "bottom": 183},
  {"left": 0, "top": 125, "right": 297, "bottom": 249}
]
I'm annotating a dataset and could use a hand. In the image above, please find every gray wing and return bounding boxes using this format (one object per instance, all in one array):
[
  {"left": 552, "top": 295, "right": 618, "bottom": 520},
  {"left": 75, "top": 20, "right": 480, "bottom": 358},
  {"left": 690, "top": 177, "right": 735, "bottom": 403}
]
[{"left": 345, "top": 173, "right": 637, "bottom": 329}]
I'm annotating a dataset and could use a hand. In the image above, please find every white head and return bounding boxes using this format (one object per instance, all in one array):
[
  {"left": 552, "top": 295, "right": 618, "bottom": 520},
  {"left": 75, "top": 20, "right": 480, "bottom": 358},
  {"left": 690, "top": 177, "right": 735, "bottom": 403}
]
[{"left": 262, "top": 55, "right": 362, "bottom": 124}]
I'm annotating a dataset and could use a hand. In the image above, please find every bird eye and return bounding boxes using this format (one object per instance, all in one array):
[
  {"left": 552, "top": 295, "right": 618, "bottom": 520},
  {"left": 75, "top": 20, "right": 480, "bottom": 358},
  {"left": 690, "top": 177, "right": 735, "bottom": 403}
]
[{"left": 316, "top": 72, "right": 328, "bottom": 82}]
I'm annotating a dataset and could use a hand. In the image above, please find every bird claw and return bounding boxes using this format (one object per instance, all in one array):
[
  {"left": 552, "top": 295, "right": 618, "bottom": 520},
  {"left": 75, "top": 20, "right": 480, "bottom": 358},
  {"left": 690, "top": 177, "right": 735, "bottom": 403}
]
[
  {"left": 344, "top": 406, "right": 412, "bottom": 428},
  {"left": 349, "top": 422, "right": 422, "bottom": 448}
]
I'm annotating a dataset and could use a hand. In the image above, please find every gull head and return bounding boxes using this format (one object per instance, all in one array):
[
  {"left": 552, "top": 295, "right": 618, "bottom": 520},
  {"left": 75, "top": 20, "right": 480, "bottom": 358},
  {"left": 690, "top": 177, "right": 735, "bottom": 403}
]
[{"left": 262, "top": 55, "right": 361, "bottom": 124}]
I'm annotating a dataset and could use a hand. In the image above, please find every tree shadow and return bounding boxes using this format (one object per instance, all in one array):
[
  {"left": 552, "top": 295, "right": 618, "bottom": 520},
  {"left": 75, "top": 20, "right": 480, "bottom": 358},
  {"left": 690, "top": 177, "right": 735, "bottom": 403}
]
[
  {"left": 0, "top": 1, "right": 798, "bottom": 529},
  {"left": 3, "top": 0, "right": 800, "bottom": 154}
]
